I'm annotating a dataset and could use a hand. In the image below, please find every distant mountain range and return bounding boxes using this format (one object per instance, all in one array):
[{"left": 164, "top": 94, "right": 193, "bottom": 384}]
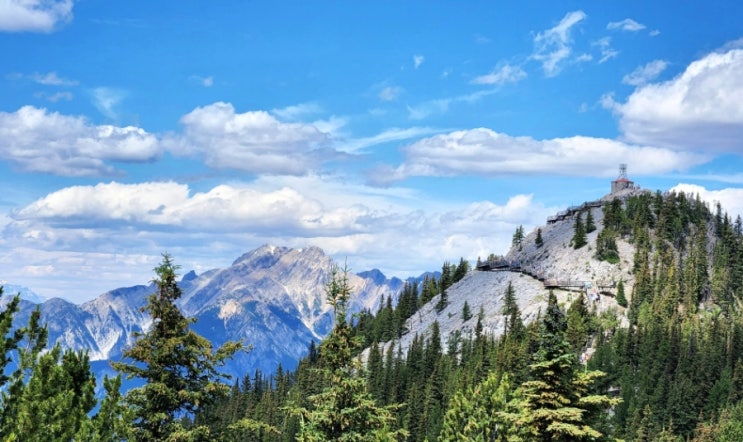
[
  {"left": 1, "top": 245, "right": 406, "bottom": 380},
  {"left": 0, "top": 282, "right": 47, "bottom": 304}
]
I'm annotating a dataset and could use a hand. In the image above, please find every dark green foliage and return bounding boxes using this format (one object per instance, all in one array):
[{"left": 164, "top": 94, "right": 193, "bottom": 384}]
[
  {"left": 501, "top": 282, "right": 523, "bottom": 339},
  {"left": 113, "top": 254, "right": 242, "bottom": 441},
  {"left": 292, "top": 266, "right": 405, "bottom": 441},
  {"left": 586, "top": 210, "right": 596, "bottom": 233},
  {"left": 0, "top": 289, "right": 103, "bottom": 441},
  {"left": 453, "top": 258, "right": 469, "bottom": 283},
  {"left": 435, "top": 289, "right": 448, "bottom": 313},
  {"left": 596, "top": 227, "right": 620, "bottom": 263},
  {"left": 461, "top": 300, "right": 472, "bottom": 321},
  {"left": 535, "top": 228, "right": 544, "bottom": 248},
  {"left": 566, "top": 294, "right": 594, "bottom": 352},
  {"left": 572, "top": 213, "right": 588, "bottom": 249},
  {"left": 616, "top": 279, "right": 627, "bottom": 307},
  {"left": 513, "top": 225, "right": 525, "bottom": 250},
  {"left": 501, "top": 292, "right": 619, "bottom": 441}
]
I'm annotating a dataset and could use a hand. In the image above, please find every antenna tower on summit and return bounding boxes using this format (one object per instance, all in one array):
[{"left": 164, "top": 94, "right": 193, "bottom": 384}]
[
  {"left": 618, "top": 163, "right": 627, "bottom": 180},
  {"left": 611, "top": 163, "right": 634, "bottom": 194}
]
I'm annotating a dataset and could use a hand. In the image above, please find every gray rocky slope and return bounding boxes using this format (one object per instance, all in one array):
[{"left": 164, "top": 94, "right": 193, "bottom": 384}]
[
  {"left": 378, "top": 192, "right": 638, "bottom": 358},
  {"left": 2, "top": 245, "right": 404, "bottom": 378}
]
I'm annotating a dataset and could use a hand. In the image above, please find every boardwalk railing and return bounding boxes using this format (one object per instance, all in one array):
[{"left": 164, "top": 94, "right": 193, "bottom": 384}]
[{"left": 476, "top": 259, "right": 616, "bottom": 293}]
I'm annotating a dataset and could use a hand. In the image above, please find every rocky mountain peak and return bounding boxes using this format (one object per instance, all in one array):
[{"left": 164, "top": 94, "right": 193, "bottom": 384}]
[{"left": 8, "top": 245, "right": 404, "bottom": 378}]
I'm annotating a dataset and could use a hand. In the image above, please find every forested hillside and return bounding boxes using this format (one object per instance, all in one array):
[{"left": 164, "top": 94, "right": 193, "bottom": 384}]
[
  {"left": 2, "top": 189, "right": 743, "bottom": 441},
  {"left": 196, "top": 190, "right": 743, "bottom": 441}
]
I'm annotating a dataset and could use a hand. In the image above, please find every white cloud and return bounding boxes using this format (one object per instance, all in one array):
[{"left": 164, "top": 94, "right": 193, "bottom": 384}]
[
  {"left": 91, "top": 87, "right": 127, "bottom": 120},
  {"left": 413, "top": 55, "right": 425, "bottom": 69},
  {"left": 13, "top": 181, "right": 354, "bottom": 234},
  {"left": 30, "top": 71, "right": 77, "bottom": 86},
  {"left": 0, "top": 0, "right": 73, "bottom": 32},
  {"left": 649, "top": 30, "right": 661, "bottom": 37},
  {"left": 471, "top": 64, "right": 527, "bottom": 85},
  {"left": 607, "top": 18, "right": 646, "bottom": 32},
  {"left": 188, "top": 75, "right": 214, "bottom": 88},
  {"left": 4, "top": 177, "right": 554, "bottom": 301},
  {"left": 612, "top": 46, "right": 743, "bottom": 152},
  {"left": 592, "top": 37, "right": 619, "bottom": 64},
  {"left": 532, "top": 10, "right": 587, "bottom": 77},
  {"left": 34, "top": 91, "right": 73, "bottom": 102},
  {"left": 407, "top": 89, "right": 496, "bottom": 120},
  {"left": 368, "top": 128, "right": 709, "bottom": 184},
  {"left": 475, "top": 34, "right": 491, "bottom": 44},
  {"left": 168, "top": 102, "right": 337, "bottom": 174},
  {"left": 339, "top": 127, "right": 441, "bottom": 154},
  {"left": 622, "top": 60, "right": 668, "bottom": 86},
  {"left": 270, "top": 102, "right": 322, "bottom": 120},
  {"left": 379, "top": 86, "right": 402, "bottom": 101},
  {"left": 670, "top": 183, "right": 743, "bottom": 219},
  {"left": 0, "top": 106, "right": 161, "bottom": 176}
]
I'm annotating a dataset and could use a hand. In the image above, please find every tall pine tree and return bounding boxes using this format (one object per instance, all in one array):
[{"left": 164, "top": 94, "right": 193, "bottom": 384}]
[{"left": 113, "top": 254, "right": 242, "bottom": 441}]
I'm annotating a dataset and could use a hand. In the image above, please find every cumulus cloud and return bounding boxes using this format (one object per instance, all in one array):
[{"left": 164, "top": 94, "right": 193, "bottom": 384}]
[
  {"left": 607, "top": 18, "right": 646, "bottom": 32},
  {"left": 671, "top": 183, "right": 743, "bottom": 219},
  {"left": 622, "top": 60, "right": 668, "bottom": 86},
  {"left": 0, "top": 0, "right": 73, "bottom": 32},
  {"left": 168, "top": 102, "right": 337, "bottom": 175},
  {"left": 368, "top": 128, "right": 709, "bottom": 185},
  {"left": 13, "top": 181, "right": 358, "bottom": 235},
  {"left": 611, "top": 47, "right": 743, "bottom": 152},
  {"left": 0, "top": 106, "right": 161, "bottom": 176},
  {"left": 471, "top": 63, "right": 527, "bottom": 85},
  {"left": 532, "top": 10, "right": 587, "bottom": 77},
  {"left": 4, "top": 177, "right": 554, "bottom": 301}
]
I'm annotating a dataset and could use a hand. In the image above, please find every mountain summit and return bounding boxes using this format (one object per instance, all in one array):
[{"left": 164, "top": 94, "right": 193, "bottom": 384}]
[{"left": 4, "top": 245, "right": 404, "bottom": 377}]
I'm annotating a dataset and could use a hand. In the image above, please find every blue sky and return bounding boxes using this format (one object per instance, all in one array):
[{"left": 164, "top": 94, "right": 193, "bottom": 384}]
[{"left": 2, "top": 1, "right": 743, "bottom": 303}]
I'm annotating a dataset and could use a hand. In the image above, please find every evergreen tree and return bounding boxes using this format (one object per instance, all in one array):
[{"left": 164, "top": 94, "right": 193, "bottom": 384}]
[
  {"left": 502, "top": 282, "right": 523, "bottom": 338},
  {"left": 513, "top": 225, "right": 525, "bottom": 251},
  {"left": 572, "top": 213, "right": 588, "bottom": 249},
  {"left": 566, "top": 295, "right": 593, "bottom": 352},
  {"left": 113, "top": 254, "right": 242, "bottom": 441},
  {"left": 0, "top": 298, "right": 97, "bottom": 441},
  {"left": 536, "top": 228, "right": 544, "bottom": 248},
  {"left": 616, "top": 280, "right": 627, "bottom": 308},
  {"left": 0, "top": 290, "right": 23, "bottom": 389},
  {"left": 293, "top": 266, "right": 406, "bottom": 441},
  {"left": 453, "top": 258, "right": 470, "bottom": 283},
  {"left": 586, "top": 210, "right": 597, "bottom": 233},
  {"left": 462, "top": 301, "right": 472, "bottom": 322},
  {"left": 500, "top": 291, "right": 620, "bottom": 441},
  {"left": 90, "top": 375, "right": 132, "bottom": 441},
  {"left": 440, "top": 373, "right": 513, "bottom": 441},
  {"left": 596, "top": 228, "right": 620, "bottom": 263},
  {"left": 435, "top": 289, "right": 449, "bottom": 313}
]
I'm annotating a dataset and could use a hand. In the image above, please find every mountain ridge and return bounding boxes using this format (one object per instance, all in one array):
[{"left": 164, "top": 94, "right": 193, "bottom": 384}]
[{"left": 1, "top": 244, "right": 406, "bottom": 377}]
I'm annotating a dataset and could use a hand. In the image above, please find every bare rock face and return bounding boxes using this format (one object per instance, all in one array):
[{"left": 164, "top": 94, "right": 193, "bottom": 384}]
[
  {"left": 381, "top": 202, "right": 635, "bottom": 358},
  {"left": 9, "top": 245, "right": 404, "bottom": 378}
]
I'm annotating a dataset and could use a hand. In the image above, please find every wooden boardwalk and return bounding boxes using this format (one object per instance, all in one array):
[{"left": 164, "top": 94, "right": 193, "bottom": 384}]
[{"left": 476, "top": 259, "right": 616, "bottom": 293}]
